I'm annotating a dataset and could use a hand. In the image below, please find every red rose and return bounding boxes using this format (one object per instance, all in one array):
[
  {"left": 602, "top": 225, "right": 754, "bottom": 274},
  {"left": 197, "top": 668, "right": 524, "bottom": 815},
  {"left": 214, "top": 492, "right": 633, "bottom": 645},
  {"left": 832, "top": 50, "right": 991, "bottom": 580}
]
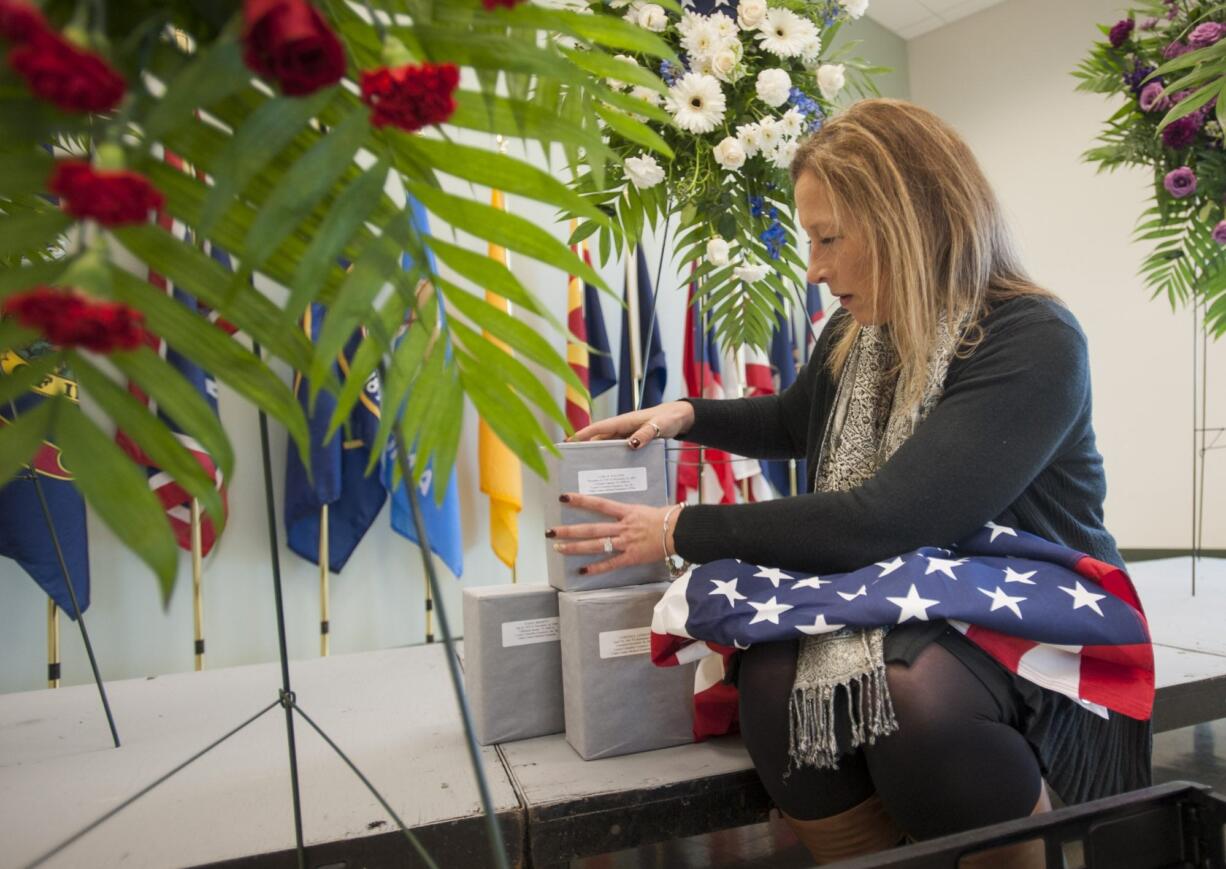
[
  {"left": 360, "top": 62, "right": 460, "bottom": 133},
  {"left": 3, "top": 287, "right": 147, "bottom": 353},
  {"left": 0, "top": 0, "right": 49, "bottom": 42},
  {"left": 48, "top": 160, "right": 164, "bottom": 226},
  {"left": 243, "top": 0, "right": 346, "bottom": 96},
  {"left": 7, "top": 26, "right": 125, "bottom": 113}
]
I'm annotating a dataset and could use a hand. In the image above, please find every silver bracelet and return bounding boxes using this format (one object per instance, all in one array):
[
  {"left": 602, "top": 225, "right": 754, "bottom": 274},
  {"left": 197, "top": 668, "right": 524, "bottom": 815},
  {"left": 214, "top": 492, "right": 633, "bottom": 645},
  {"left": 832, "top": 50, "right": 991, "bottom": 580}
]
[{"left": 662, "top": 503, "right": 690, "bottom": 579}]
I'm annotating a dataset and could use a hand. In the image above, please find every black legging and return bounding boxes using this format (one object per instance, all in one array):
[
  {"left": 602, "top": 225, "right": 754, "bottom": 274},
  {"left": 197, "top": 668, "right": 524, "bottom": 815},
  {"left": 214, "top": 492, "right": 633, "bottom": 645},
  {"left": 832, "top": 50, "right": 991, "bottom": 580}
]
[{"left": 737, "top": 638, "right": 1043, "bottom": 840}]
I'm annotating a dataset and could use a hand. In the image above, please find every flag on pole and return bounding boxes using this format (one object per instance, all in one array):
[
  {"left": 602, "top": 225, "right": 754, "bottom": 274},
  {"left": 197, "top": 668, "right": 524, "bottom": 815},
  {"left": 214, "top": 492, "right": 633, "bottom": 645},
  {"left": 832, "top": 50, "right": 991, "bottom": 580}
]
[
  {"left": 0, "top": 350, "right": 91, "bottom": 617},
  {"left": 761, "top": 298, "right": 806, "bottom": 497},
  {"left": 566, "top": 233, "right": 615, "bottom": 430},
  {"left": 478, "top": 189, "right": 523, "bottom": 569},
  {"left": 383, "top": 196, "right": 464, "bottom": 578},
  {"left": 284, "top": 303, "right": 387, "bottom": 572},
  {"left": 719, "top": 343, "right": 774, "bottom": 503},
  {"left": 652, "top": 524, "right": 1155, "bottom": 741},
  {"left": 617, "top": 246, "right": 667, "bottom": 414},
  {"left": 585, "top": 251, "right": 617, "bottom": 402},
  {"left": 675, "top": 278, "right": 738, "bottom": 506},
  {"left": 116, "top": 172, "right": 229, "bottom": 555},
  {"left": 804, "top": 282, "right": 824, "bottom": 360}
]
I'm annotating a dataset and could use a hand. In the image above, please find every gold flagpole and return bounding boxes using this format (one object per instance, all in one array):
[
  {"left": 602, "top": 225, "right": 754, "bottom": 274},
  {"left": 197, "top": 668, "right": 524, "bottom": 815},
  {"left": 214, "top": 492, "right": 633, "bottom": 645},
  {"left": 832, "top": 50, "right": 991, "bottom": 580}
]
[
  {"left": 191, "top": 499, "right": 205, "bottom": 671},
  {"left": 319, "top": 504, "right": 330, "bottom": 656},
  {"left": 47, "top": 599, "right": 60, "bottom": 688}
]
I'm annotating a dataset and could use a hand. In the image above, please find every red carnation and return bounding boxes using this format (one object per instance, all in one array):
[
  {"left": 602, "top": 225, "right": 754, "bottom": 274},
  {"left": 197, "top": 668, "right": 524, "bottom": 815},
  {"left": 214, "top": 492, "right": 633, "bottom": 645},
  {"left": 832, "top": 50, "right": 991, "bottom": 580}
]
[
  {"left": 360, "top": 62, "right": 459, "bottom": 133},
  {"left": 481, "top": 0, "right": 526, "bottom": 8},
  {"left": 3, "top": 287, "right": 148, "bottom": 353},
  {"left": 243, "top": 0, "right": 346, "bottom": 96},
  {"left": 49, "top": 160, "right": 164, "bottom": 226},
  {"left": 7, "top": 30, "right": 125, "bottom": 113},
  {"left": 0, "top": 0, "right": 49, "bottom": 42}
]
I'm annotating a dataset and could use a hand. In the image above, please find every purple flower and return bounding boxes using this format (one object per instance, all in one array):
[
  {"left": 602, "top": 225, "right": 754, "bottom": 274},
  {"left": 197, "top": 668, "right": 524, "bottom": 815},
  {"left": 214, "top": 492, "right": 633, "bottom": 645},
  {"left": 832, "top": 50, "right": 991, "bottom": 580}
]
[
  {"left": 1140, "top": 17, "right": 1160, "bottom": 30},
  {"left": 1123, "top": 61, "right": 1156, "bottom": 95},
  {"left": 1139, "top": 81, "right": 1169, "bottom": 112},
  {"left": 1164, "top": 40, "right": 1193, "bottom": 59},
  {"left": 1163, "top": 114, "right": 1202, "bottom": 149},
  {"left": 1109, "top": 18, "right": 1135, "bottom": 47},
  {"left": 1189, "top": 22, "right": 1226, "bottom": 49},
  {"left": 1213, "top": 220, "right": 1226, "bottom": 245},
  {"left": 1163, "top": 166, "right": 1197, "bottom": 198}
]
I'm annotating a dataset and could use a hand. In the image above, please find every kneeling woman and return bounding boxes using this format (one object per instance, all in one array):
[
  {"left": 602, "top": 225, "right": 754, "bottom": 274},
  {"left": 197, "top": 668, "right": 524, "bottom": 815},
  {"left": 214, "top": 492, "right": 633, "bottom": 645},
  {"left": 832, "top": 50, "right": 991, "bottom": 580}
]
[{"left": 554, "top": 99, "right": 1150, "bottom": 864}]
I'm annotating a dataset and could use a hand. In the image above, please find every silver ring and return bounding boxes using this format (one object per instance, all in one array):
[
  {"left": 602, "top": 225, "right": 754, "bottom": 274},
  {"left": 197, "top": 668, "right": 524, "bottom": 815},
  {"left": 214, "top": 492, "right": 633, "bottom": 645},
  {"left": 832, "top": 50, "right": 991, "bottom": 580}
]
[
  {"left": 648, "top": 422, "right": 661, "bottom": 439},
  {"left": 603, "top": 537, "right": 615, "bottom": 554}
]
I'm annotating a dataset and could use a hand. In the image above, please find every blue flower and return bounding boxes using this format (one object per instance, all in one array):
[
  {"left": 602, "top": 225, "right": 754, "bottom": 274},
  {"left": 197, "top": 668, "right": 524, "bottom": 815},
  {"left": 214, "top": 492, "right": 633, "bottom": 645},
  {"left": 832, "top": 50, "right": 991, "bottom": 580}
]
[
  {"left": 760, "top": 219, "right": 788, "bottom": 259},
  {"left": 659, "top": 60, "right": 682, "bottom": 86},
  {"left": 749, "top": 195, "right": 766, "bottom": 218}
]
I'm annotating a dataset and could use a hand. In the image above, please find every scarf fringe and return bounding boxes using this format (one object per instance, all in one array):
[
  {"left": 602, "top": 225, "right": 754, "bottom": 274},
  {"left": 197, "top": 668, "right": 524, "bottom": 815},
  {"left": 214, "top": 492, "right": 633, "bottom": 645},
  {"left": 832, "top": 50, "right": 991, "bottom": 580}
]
[{"left": 787, "top": 663, "right": 899, "bottom": 771}]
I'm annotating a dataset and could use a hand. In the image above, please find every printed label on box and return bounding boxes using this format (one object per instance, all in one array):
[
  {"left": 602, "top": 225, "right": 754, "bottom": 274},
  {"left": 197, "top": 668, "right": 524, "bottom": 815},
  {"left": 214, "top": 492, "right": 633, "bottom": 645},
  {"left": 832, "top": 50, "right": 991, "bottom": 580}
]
[
  {"left": 502, "top": 617, "right": 560, "bottom": 648},
  {"left": 598, "top": 627, "right": 651, "bottom": 659},
  {"left": 577, "top": 466, "right": 648, "bottom": 496}
]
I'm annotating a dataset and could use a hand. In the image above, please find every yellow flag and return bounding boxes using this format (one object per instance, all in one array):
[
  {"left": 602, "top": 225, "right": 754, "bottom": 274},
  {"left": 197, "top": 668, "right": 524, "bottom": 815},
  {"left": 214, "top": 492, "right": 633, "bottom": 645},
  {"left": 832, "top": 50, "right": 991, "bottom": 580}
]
[{"left": 479, "top": 189, "right": 523, "bottom": 569}]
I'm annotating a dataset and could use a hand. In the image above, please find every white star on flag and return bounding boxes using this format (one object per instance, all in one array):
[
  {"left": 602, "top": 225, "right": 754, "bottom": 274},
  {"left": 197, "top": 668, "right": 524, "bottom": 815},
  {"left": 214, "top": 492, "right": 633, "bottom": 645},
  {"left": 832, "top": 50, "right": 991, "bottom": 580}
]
[
  {"left": 709, "top": 578, "right": 746, "bottom": 607},
  {"left": 985, "top": 521, "right": 1018, "bottom": 543},
  {"left": 754, "top": 567, "right": 792, "bottom": 588},
  {"left": 1059, "top": 581, "right": 1106, "bottom": 617},
  {"left": 733, "top": 638, "right": 750, "bottom": 650},
  {"left": 978, "top": 586, "right": 1027, "bottom": 619},
  {"left": 837, "top": 584, "right": 867, "bottom": 602},
  {"left": 886, "top": 584, "right": 940, "bottom": 623},
  {"left": 796, "top": 614, "right": 846, "bottom": 635},
  {"left": 875, "top": 556, "right": 905, "bottom": 577},
  {"left": 1003, "top": 566, "right": 1037, "bottom": 585},
  {"left": 925, "top": 556, "right": 966, "bottom": 580},
  {"left": 792, "top": 575, "right": 829, "bottom": 590},
  {"left": 748, "top": 595, "right": 793, "bottom": 625}
]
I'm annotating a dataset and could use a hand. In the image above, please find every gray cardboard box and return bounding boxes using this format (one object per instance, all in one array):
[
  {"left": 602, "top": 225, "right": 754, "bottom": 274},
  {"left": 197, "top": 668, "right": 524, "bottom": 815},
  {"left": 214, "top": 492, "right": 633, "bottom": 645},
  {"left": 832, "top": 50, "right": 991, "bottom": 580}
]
[
  {"left": 462, "top": 583, "right": 564, "bottom": 745},
  {"left": 559, "top": 584, "right": 696, "bottom": 760},
  {"left": 545, "top": 439, "right": 670, "bottom": 592}
]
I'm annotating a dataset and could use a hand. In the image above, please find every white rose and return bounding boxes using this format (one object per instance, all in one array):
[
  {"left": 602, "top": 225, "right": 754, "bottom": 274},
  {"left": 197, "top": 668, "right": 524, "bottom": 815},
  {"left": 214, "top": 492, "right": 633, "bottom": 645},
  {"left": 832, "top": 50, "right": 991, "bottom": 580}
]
[
  {"left": 706, "top": 238, "right": 730, "bottom": 266},
  {"left": 756, "top": 68, "right": 792, "bottom": 108},
  {"left": 771, "top": 139, "right": 799, "bottom": 169},
  {"left": 737, "top": 0, "right": 767, "bottom": 29},
  {"left": 840, "top": 0, "right": 869, "bottom": 19},
  {"left": 712, "top": 136, "right": 746, "bottom": 170},
  {"left": 734, "top": 261, "right": 770, "bottom": 283},
  {"left": 817, "top": 63, "right": 846, "bottom": 102},
  {"left": 757, "top": 117, "right": 783, "bottom": 150},
  {"left": 710, "top": 48, "right": 739, "bottom": 82},
  {"left": 624, "top": 153, "right": 665, "bottom": 189},
  {"left": 736, "top": 122, "right": 763, "bottom": 157},
  {"left": 637, "top": 3, "right": 668, "bottom": 32},
  {"left": 780, "top": 107, "right": 805, "bottom": 138}
]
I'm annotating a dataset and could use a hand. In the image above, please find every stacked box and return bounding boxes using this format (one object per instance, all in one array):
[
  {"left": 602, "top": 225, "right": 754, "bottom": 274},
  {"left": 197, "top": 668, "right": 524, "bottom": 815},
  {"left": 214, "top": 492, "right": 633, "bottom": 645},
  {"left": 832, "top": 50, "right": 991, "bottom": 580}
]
[
  {"left": 545, "top": 439, "right": 670, "bottom": 592},
  {"left": 462, "top": 583, "right": 564, "bottom": 746},
  {"left": 559, "top": 584, "right": 696, "bottom": 760}
]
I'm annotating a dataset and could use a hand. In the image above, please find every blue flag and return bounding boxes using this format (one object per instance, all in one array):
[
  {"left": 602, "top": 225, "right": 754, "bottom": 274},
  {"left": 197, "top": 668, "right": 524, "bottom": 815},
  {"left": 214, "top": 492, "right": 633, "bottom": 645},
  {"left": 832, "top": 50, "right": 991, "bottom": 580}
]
[
  {"left": 383, "top": 197, "right": 464, "bottom": 578},
  {"left": 762, "top": 301, "right": 807, "bottom": 496},
  {"left": 585, "top": 280, "right": 617, "bottom": 399},
  {"left": 0, "top": 351, "right": 91, "bottom": 617},
  {"left": 804, "top": 282, "right": 824, "bottom": 362},
  {"left": 284, "top": 303, "right": 387, "bottom": 573},
  {"left": 617, "top": 246, "right": 667, "bottom": 413}
]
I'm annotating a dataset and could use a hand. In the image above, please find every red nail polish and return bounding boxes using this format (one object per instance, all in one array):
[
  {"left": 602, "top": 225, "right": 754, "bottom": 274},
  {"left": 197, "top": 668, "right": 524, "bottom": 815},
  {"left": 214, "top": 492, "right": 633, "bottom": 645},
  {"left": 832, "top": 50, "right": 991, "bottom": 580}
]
[
  {"left": 559, "top": 494, "right": 570, "bottom": 503},
  {"left": 545, "top": 529, "right": 556, "bottom": 538},
  {"left": 578, "top": 567, "right": 588, "bottom": 575},
  {"left": 629, "top": 438, "right": 640, "bottom": 448}
]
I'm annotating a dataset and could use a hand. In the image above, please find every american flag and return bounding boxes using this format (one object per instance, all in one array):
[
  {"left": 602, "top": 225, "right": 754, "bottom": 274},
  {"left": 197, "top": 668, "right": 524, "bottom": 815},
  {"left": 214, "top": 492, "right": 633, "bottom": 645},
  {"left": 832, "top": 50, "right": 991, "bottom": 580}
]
[{"left": 652, "top": 523, "right": 1154, "bottom": 740}]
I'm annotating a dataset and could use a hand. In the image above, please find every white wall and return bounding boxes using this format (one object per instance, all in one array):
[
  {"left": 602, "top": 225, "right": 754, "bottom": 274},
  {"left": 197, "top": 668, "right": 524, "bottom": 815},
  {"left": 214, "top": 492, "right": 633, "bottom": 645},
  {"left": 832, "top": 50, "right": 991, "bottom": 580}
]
[
  {"left": 0, "top": 18, "right": 908, "bottom": 695},
  {"left": 907, "top": 0, "right": 1226, "bottom": 553}
]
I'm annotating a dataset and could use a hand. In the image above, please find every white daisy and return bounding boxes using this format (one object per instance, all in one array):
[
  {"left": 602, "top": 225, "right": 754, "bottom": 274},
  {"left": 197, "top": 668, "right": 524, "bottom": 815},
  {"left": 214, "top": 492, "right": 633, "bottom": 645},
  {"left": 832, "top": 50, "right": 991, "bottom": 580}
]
[
  {"left": 841, "top": 0, "right": 869, "bottom": 20},
  {"left": 780, "top": 107, "right": 805, "bottom": 138},
  {"left": 757, "top": 8, "right": 817, "bottom": 59},
  {"left": 736, "top": 121, "right": 763, "bottom": 157},
  {"left": 712, "top": 12, "right": 738, "bottom": 39},
  {"left": 734, "top": 261, "right": 770, "bottom": 283},
  {"left": 757, "top": 117, "right": 783, "bottom": 150},
  {"left": 799, "top": 33, "right": 822, "bottom": 64},
  {"left": 666, "top": 73, "right": 727, "bottom": 134},
  {"left": 771, "top": 139, "right": 799, "bottom": 169},
  {"left": 682, "top": 18, "right": 721, "bottom": 60},
  {"left": 624, "top": 153, "right": 665, "bottom": 189}
]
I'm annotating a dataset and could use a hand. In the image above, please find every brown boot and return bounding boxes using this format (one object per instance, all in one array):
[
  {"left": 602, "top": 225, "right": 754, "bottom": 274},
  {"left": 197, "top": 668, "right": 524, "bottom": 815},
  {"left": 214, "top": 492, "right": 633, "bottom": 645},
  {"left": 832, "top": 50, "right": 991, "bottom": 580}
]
[
  {"left": 782, "top": 794, "right": 904, "bottom": 865},
  {"left": 956, "top": 782, "right": 1052, "bottom": 869}
]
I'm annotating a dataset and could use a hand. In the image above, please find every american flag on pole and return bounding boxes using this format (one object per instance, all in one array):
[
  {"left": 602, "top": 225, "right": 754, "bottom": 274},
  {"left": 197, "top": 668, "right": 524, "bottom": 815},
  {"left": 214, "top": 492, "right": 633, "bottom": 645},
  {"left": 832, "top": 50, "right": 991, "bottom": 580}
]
[{"left": 652, "top": 524, "right": 1154, "bottom": 740}]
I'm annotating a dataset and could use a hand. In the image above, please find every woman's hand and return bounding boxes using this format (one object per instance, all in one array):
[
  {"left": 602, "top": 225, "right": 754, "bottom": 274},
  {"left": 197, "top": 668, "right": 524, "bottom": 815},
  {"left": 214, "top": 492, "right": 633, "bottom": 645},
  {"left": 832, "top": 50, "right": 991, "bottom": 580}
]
[
  {"left": 547, "top": 493, "right": 681, "bottom": 576},
  {"left": 570, "top": 400, "right": 695, "bottom": 450}
]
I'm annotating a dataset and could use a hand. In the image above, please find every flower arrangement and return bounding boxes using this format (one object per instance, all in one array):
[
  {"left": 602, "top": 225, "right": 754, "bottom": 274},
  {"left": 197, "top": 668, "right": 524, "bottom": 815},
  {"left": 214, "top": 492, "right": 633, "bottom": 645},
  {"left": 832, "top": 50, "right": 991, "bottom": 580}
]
[
  {"left": 1076, "top": 0, "right": 1226, "bottom": 336},
  {"left": 566, "top": 0, "right": 881, "bottom": 349}
]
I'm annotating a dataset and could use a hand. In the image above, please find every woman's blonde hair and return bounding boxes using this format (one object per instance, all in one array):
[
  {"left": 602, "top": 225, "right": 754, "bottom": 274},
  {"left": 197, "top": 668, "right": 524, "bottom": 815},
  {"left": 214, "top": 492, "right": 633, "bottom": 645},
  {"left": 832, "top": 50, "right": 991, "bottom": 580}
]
[{"left": 789, "top": 98, "right": 1053, "bottom": 411}]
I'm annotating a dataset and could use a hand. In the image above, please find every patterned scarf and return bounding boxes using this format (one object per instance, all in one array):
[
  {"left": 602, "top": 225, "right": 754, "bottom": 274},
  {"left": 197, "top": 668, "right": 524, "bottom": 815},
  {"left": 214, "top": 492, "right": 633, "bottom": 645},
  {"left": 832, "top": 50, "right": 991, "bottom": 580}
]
[{"left": 789, "top": 317, "right": 963, "bottom": 770}]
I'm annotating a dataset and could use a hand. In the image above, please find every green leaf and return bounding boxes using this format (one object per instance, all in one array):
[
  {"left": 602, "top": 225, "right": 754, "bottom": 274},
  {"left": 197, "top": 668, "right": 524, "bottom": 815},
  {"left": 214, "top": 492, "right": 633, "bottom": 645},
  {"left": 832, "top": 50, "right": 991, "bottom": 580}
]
[
  {"left": 0, "top": 257, "right": 71, "bottom": 298},
  {"left": 559, "top": 45, "right": 666, "bottom": 93},
  {"left": 0, "top": 350, "right": 62, "bottom": 409},
  {"left": 0, "top": 395, "right": 53, "bottom": 486},
  {"left": 408, "top": 181, "right": 606, "bottom": 291},
  {"left": 69, "top": 353, "right": 226, "bottom": 533},
  {"left": 0, "top": 211, "right": 72, "bottom": 260},
  {"left": 243, "top": 106, "right": 369, "bottom": 267},
  {"left": 362, "top": 300, "right": 434, "bottom": 474},
  {"left": 54, "top": 404, "right": 179, "bottom": 599},
  {"left": 455, "top": 349, "right": 550, "bottom": 477},
  {"left": 108, "top": 347, "right": 235, "bottom": 483},
  {"left": 0, "top": 148, "right": 54, "bottom": 196},
  {"left": 594, "top": 104, "right": 675, "bottom": 159},
  {"left": 450, "top": 317, "right": 569, "bottom": 429},
  {"left": 108, "top": 265, "right": 311, "bottom": 463},
  {"left": 286, "top": 158, "right": 390, "bottom": 322},
  {"left": 425, "top": 233, "right": 560, "bottom": 329},
  {"left": 144, "top": 39, "right": 253, "bottom": 141},
  {"left": 200, "top": 88, "right": 339, "bottom": 233},
  {"left": 326, "top": 293, "right": 410, "bottom": 440},
  {"left": 449, "top": 90, "right": 614, "bottom": 169}
]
